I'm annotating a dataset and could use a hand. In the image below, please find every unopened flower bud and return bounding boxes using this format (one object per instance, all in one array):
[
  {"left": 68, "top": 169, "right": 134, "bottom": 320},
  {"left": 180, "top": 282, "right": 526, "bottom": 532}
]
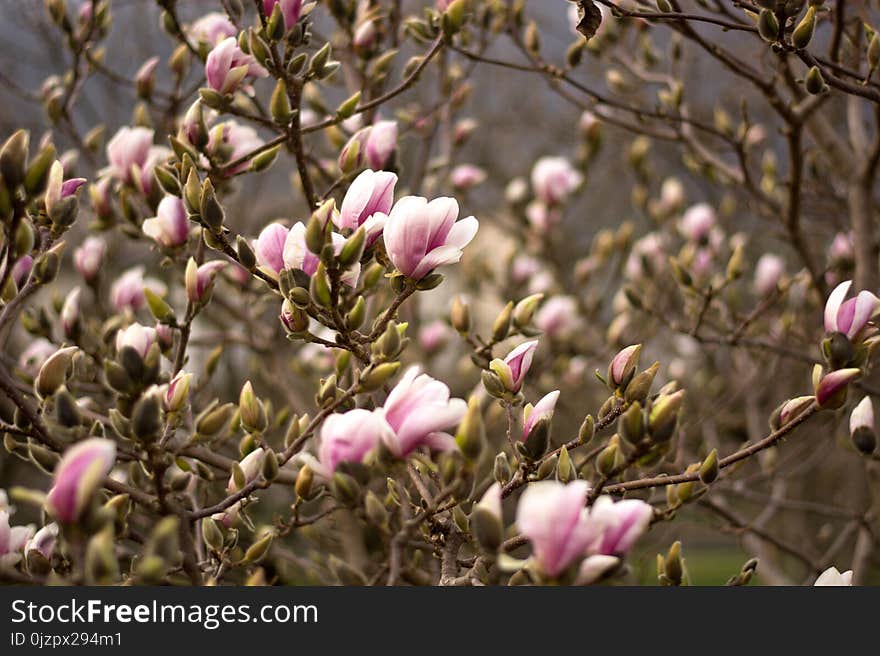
[
  {"left": 556, "top": 446, "right": 575, "bottom": 483},
  {"left": 493, "top": 452, "right": 511, "bottom": 485},
  {"left": 492, "top": 301, "right": 514, "bottom": 341},
  {"left": 608, "top": 344, "right": 641, "bottom": 390},
  {"left": 757, "top": 9, "right": 779, "bottom": 42},
  {"left": 513, "top": 293, "right": 544, "bottom": 328},
  {"left": 470, "top": 483, "right": 503, "bottom": 552},
  {"left": 359, "top": 362, "right": 401, "bottom": 392},
  {"left": 455, "top": 397, "right": 484, "bottom": 460},
  {"left": 815, "top": 368, "right": 860, "bottom": 409},
  {"left": 202, "top": 517, "right": 224, "bottom": 553},
  {"left": 850, "top": 396, "right": 876, "bottom": 454},
  {"left": 195, "top": 402, "right": 234, "bottom": 437},
  {"left": 451, "top": 295, "right": 470, "bottom": 333},
  {"left": 648, "top": 390, "right": 685, "bottom": 442},
  {"left": 35, "top": 346, "right": 78, "bottom": 398},
  {"left": 579, "top": 415, "right": 595, "bottom": 444},
  {"left": 625, "top": 362, "right": 660, "bottom": 404},
  {"left": 698, "top": 448, "right": 719, "bottom": 483},
  {"left": 596, "top": 440, "right": 622, "bottom": 477},
  {"left": 331, "top": 472, "right": 360, "bottom": 505},
  {"left": 239, "top": 381, "right": 268, "bottom": 433},
  {"left": 792, "top": 6, "right": 816, "bottom": 49},
  {"left": 618, "top": 402, "right": 645, "bottom": 444},
  {"left": 295, "top": 464, "right": 315, "bottom": 500}
]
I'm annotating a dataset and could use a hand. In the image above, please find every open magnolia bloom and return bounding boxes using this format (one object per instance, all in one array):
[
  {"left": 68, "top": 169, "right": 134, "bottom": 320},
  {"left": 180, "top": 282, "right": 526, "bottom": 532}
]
[
  {"left": 824, "top": 280, "right": 880, "bottom": 342},
  {"left": 814, "top": 567, "right": 853, "bottom": 586},
  {"left": 6, "top": 0, "right": 880, "bottom": 593},
  {"left": 382, "top": 196, "right": 479, "bottom": 280}
]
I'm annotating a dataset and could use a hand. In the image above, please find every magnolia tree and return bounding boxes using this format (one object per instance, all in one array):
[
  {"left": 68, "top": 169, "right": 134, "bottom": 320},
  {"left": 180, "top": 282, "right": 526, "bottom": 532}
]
[{"left": 0, "top": 0, "right": 878, "bottom": 586}]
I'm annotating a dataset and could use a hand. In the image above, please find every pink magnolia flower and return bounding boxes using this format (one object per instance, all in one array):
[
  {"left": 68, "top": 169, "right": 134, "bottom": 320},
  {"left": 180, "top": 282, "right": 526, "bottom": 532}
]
[
  {"left": 365, "top": 120, "right": 398, "bottom": 169},
  {"left": 575, "top": 554, "right": 621, "bottom": 585},
  {"left": 754, "top": 253, "right": 784, "bottom": 296},
  {"left": 522, "top": 390, "right": 560, "bottom": 441},
  {"left": 89, "top": 178, "right": 113, "bottom": 218},
  {"left": 336, "top": 169, "right": 397, "bottom": 244},
  {"left": 609, "top": 344, "right": 641, "bottom": 387},
  {"left": 530, "top": 156, "right": 582, "bottom": 205},
  {"left": 309, "top": 409, "right": 390, "bottom": 477},
  {"left": 377, "top": 367, "right": 468, "bottom": 457},
  {"left": 816, "top": 368, "right": 861, "bottom": 408},
  {"left": 227, "top": 448, "right": 265, "bottom": 494},
  {"left": 0, "top": 510, "right": 33, "bottom": 567},
  {"left": 418, "top": 320, "right": 452, "bottom": 354},
  {"left": 254, "top": 223, "right": 289, "bottom": 275},
  {"left": 589, "top": 496, "right": 653, "bottom": 556},
  {"left": 155, "top": 323, "right": 174, "bottom": 351},
  {"left": 73, "top": 237, "right": 106, "bottom": 282},
  {"left": 24, "top": 523, "right": 58, "bottom": 561},
  {"left": 143, "top": 195, "right": 189, "bottom": 247},
  {"left": 115, "top": 323, "right": 158, "bottom": 358},
  {"left": 829, "top": 232, "right": 854, "bottom": 262},
  {"left": 205, "top": 37, "right": 268, "bottom": 95},
  {"left": 824, "top": 280, "right": 880, "bottom": 340},
  {"left": 264, "top": 0, "right": 303, "bottom": 30},
  {"left": 110, "top": 266, "right": 166, "bottom": 313},
  {"left": 535, "top": 296, "right": 579, "bottom": 338},
  {"left": 450, "top": 164, "right": 487, "bottom": 191},
  {"left": 45, "top": 160, "right": 86, "bottom": 217},
  {"left": 105, "top": 127, "right": 169, "bottom": 193},
  {"left": 625, "top": 232, "right": 666, "bottom": 280},
  {"left": 491, "top": 340, "right": 539, "bottom": 393},
  {"left": 680, "top": 202, "right": 716, "bottom": 243},
  {"left": 106, "top": 126, "right": 153, "bottom": 184},
  {"left": 212, "top": 501, "right": 242, "bottom": 528},
  {"left": 207, "top": 121, "right": 264, "bottom": 175},
  {"left": 46, "top": 438, "right": 117, "bottom": 523},
  {"left": 814, "top": 567, "right": 853, "bottom": 586},
  {"left": 282, "top": 222, "right": 360, "bottom": 286},
  {"left": 382, "top": 196, "right": 479, "bottom": 279},
  {"left": 516, "top": 480, "right": 599, "bottom": 578},
  {"left": 188, "top": 12, "right": 237, "bottom": 45},
  {"left": 186, "top": 259, "right": 227, "bottom": 303},
  {"left": 525, "top": 201, "right": 562, "bottom": 234}
]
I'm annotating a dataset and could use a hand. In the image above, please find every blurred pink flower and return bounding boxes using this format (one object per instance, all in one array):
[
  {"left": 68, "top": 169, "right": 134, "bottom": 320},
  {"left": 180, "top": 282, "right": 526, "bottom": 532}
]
[
  {"left": 0, "top": 510, "right": 33, "bottom": 567},
  {"left": 754, "top": 253, "right": 784, "bottom": 296},
  {"left": 116, "top": 322, "right": 158, "bottom": 358},
  {"left": 516, "top": 480, "right": 597, "bottom": 577},
  {"left": 531, "top": 156, "right": 582, "bottom": 205},
  {"left": 311, "top": 409, "right": 389, "bottom": 477},
  {"left": 46, "top": 438, "right": 117, "bottom": 523},
  {"left": 188, "top": 12, "right": 237, "bottom": 45}
]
